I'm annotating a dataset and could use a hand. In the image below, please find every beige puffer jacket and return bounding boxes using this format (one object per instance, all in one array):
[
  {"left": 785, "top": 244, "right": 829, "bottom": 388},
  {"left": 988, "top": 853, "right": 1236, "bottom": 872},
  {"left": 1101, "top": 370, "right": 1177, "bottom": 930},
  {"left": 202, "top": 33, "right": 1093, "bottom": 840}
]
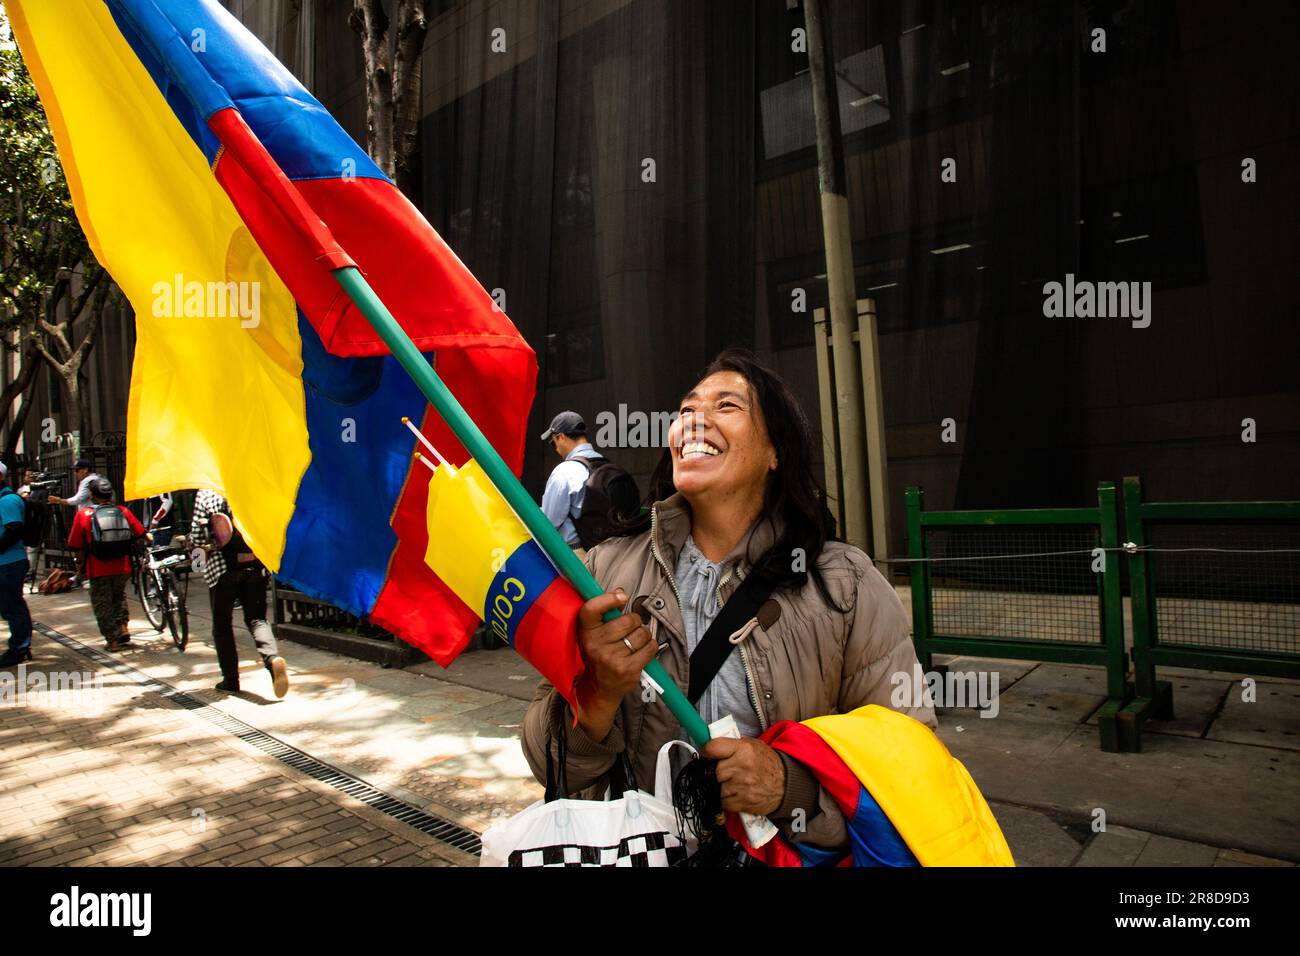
[{"left": 521, "top": 492, "right": 937, "bottom": 847}]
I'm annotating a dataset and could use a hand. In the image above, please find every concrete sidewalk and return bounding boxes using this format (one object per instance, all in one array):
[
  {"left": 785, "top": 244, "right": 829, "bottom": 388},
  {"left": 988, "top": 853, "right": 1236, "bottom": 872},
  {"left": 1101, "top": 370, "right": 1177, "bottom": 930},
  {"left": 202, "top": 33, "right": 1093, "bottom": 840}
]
[
  {"left": 8, "top": 583, "right": 1299, "bottom": 866},
  {"left": 0, "top": 619, "right": 470, "bottom": 867}
]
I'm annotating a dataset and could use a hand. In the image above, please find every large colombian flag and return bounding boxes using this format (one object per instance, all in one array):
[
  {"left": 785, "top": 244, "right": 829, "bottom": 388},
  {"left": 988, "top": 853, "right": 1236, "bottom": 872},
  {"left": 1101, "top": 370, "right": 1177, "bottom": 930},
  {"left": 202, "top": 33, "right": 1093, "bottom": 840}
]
[{"left": 11, "top": 0, "right": 584, "bottom": 702}]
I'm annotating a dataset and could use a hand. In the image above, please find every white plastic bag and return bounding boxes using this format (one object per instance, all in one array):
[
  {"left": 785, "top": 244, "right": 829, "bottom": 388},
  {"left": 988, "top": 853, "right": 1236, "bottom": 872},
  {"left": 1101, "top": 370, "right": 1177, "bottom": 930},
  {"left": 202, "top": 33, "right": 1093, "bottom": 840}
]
[{"left": 481, "top": 740, "right": 697, "bottom": 867}]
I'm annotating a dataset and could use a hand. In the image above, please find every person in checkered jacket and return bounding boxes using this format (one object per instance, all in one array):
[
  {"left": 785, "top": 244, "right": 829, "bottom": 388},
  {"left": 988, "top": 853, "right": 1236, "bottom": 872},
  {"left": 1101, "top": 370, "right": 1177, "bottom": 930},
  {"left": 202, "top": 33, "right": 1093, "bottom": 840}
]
[{"left": 190, "top": 490, "right": 290, "bottom": 698}]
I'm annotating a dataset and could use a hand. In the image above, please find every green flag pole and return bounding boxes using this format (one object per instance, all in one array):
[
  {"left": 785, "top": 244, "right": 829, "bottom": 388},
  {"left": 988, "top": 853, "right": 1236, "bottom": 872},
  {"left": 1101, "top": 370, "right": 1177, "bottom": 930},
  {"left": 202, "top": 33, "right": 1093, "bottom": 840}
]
[{"left": 332, "top": 266, "right": 711, "bottom": 745}]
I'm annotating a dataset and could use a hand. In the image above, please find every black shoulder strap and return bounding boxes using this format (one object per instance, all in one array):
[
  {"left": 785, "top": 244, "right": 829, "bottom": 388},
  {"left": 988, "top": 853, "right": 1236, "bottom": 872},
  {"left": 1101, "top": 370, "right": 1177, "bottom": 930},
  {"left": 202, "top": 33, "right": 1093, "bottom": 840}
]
[
  {"left": 544, "top": 702, "right": 570, "bottom": 802},
  {"left": 687, "top": 569, "right": 776, "bottom": 705},
  {"left": 545, "top": 697, "right": 637, "bottom": 801}
]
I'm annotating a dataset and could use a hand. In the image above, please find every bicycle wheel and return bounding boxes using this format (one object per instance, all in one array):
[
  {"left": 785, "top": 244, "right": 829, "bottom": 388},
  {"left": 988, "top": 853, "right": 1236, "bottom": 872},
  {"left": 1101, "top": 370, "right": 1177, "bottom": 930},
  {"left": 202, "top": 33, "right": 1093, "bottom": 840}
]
[
  {"left": 161, "top": 576, "right": 182, "bottom": 649},
  {"left": 140, "top": 565, "right": 166, "bottom": 631},
  {"left": 172, "top": 575, "right": 189, "bottom": 651}
]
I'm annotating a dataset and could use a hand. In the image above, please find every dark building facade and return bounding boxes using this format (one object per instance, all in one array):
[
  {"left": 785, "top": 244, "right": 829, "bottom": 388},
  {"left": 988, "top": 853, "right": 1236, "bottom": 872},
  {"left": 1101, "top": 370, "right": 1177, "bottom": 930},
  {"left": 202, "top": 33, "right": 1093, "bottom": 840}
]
[{"left": 14, "top": 0, "right": 1299, "bottom": 556}]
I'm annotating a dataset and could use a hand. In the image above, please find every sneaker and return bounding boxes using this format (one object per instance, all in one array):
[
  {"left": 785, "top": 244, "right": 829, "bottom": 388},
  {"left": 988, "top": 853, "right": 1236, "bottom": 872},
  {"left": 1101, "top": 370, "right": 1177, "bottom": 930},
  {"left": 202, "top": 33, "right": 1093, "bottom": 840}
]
[
  {"left": 0, "top": 649, "right": 32, "bottom": 667},
  {"left": 267, "top": 656, "right": 289, "bottom": 699},
  {"left": 214, "top": 679, "right": 240, "bottom": 693}
]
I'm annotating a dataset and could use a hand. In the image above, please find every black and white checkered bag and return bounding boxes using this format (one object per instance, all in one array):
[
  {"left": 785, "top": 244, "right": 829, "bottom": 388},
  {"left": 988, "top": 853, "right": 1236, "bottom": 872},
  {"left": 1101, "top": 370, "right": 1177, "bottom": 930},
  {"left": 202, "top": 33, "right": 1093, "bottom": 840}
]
[
  {"left": 506, "top": 826, "right": 686, "bottom": 868},
  {"left": 481, "top": 740, "right": 697, "bottom": 868}
]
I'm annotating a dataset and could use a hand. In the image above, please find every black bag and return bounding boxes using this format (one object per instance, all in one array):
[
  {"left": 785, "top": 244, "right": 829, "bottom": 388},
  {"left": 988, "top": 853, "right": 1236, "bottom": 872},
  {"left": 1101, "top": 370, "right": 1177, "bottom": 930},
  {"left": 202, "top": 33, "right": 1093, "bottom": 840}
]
[
  {"left": 20, "top": 497, "right": 47, "bottom": 549},
  {"left": 89, "top": 504, "right": 135, "bottom": 559},
  {"left": 573, "top": 456, "right": 640, "bottom": 549},
  {"left": 1, "top": 487, "right": 45, "bottom": 549}
]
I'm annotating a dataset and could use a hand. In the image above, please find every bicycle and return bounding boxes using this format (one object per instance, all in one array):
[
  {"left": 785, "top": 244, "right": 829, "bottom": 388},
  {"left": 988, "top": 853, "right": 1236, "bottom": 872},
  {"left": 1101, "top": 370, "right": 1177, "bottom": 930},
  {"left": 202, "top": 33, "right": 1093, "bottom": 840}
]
[{"left": 134, "top": 537, "right": 191, "bottom": 650}]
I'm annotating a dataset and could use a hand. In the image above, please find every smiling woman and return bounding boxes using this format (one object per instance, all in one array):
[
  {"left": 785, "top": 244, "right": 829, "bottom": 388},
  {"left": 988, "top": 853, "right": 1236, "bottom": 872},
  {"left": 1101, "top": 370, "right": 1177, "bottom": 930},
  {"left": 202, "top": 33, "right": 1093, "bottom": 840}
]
[{"left": 521, "top": 348, "right": 938, "bottom": 856}]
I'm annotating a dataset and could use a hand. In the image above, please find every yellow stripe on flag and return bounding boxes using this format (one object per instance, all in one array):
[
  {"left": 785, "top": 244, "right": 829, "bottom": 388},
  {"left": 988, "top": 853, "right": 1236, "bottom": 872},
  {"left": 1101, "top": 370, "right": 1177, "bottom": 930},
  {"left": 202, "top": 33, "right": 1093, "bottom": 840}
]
[
  {"left": 424, "top": 462, "right": 531, "bottom": 616},
  {"left": 10, "top": 0, "right": 310, "bottom": 568}
]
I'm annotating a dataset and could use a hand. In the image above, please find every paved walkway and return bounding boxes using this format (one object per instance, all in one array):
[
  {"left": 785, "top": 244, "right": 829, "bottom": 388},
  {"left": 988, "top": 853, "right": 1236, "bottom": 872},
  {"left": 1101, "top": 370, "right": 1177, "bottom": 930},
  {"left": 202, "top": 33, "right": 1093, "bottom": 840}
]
[
  {"left": 1, "top": 583, "right": 1296, "bottom": 867},
  {"left": 0, "top": 595, "right": 472, "bottom": 867}
]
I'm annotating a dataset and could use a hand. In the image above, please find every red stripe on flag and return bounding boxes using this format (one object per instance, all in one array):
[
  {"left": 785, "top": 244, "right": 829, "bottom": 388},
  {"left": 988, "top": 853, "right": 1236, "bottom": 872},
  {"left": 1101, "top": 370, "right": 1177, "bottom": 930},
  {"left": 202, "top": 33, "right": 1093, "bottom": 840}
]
[
  {"left": 293, "top": 179, "right": 516, "bottom": 358},
  {"left": 512, "top": 577, "right": 585, "bottom": 704},
  {"left": 761, "top": 720, "right": 861, "bottom": 815},
  {"left": 208, "top": 108, "right": 354, "bottom": 273},
  {"left": 209, "top": 109, "right": 527, "bottom": 361}
]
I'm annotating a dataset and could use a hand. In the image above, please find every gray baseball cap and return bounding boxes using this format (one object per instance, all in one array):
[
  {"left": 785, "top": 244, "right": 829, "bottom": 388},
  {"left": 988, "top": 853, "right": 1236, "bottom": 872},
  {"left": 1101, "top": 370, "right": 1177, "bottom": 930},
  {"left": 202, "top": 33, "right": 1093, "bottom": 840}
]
[{"left": 539, "top": 410, "right": 585, "bottom": 442}]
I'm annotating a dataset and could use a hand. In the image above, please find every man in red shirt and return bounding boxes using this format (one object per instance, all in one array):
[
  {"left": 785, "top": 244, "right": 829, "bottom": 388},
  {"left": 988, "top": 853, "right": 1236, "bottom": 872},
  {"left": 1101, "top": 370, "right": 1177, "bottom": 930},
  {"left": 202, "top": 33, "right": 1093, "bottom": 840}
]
[{"left": 67, "top": 478, "right": 146, "bottom": 651}]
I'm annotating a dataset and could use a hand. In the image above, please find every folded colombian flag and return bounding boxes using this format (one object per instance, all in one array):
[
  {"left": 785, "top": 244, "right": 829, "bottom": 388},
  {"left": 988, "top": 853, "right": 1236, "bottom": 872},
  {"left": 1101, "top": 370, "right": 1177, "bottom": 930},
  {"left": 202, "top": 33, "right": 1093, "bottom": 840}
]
[
  {"left": 10, "top": 0, "right": 584, "bottom": 702},
  {"left": 732, "top": 705, "right": 1015, "bottom": 867}
]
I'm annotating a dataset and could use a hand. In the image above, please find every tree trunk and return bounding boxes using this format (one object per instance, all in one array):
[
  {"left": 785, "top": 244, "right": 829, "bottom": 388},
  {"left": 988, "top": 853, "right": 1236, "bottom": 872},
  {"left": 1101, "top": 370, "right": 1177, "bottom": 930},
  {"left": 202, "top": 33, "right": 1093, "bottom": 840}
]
[
  {"left": 351, "top": 0, "right": 395, "bottom": 177},
  {"left": 3, "top": 384, "right": 37, "bottom": 461},
  {"left": 0, "top": 341, "right": 40, "bottom": 422},
  {"left": 0, "top": 341, "right": 42, "bottom": 459},
  {"left": 351, "top": 0, "right": 428, "bottom": 197},
  {"left": 391, "top": 0, "right": 428, "bottom": 199},
  {"left": 58, "top": 370, "right": 84, "bottom": 440},
  {"left": 35, "top": 278, "right": 110, "bottom": 443}
]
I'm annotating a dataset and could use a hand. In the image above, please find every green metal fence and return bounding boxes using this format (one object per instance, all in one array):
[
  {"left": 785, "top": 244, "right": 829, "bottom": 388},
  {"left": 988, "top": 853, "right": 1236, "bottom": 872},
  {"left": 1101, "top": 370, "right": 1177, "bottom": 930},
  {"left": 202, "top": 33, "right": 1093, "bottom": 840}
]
[
  {"left": 905, "top": 482, "right": 1129, "bottom": 751},
  {"left": 1119, "top": 476, "right": 1300, "bottom": 750},
  {"left": 905, "top": 478, "right": 1300, "bottom": 754}
]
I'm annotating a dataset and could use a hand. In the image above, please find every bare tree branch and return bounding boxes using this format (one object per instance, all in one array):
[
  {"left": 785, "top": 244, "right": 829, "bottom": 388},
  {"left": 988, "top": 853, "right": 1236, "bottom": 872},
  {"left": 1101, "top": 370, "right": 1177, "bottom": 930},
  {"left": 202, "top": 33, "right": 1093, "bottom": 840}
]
[
  {"left": 0, "top": 341, "right": 40, "bottom": 415},
  {"left": 70, "top": 282, "right": 108, "bottom": 368},
  {"left": 69, "top": 264, "right": 105, "bottom": 321}
]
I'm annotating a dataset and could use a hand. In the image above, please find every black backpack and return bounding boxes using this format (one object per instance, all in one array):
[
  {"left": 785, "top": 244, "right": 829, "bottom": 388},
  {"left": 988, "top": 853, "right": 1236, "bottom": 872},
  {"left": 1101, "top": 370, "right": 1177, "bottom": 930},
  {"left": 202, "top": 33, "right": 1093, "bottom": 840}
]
[
  {"left": 89, "top": 504, "right": 135, "bottom": 559},
  {"left": 0, "top": 487, "right": 44, "bottom": 549},
  {"left": 573, "top": 456, "right": 640, "bottom": 549}
]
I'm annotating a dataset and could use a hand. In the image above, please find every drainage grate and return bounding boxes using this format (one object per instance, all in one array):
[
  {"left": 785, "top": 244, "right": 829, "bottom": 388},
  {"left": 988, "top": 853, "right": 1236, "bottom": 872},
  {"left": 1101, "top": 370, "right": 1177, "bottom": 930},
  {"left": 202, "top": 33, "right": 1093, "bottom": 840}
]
[{"left": 34, "top": 622, "right": 483, "bottom": 857}]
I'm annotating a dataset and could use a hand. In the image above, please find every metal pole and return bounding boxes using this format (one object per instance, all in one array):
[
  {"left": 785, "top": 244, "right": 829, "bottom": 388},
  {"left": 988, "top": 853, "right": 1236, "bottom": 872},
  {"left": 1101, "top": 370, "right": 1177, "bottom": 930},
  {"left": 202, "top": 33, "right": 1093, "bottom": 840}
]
[
  {"left": 856, "top": 297, "right": 891, "bottom": 565},
  {"left": 804, "top": 0, "right": 868, "bottom": 550},
  {"left": 812, "top": 305, "right": 842, "bottom": 531}
]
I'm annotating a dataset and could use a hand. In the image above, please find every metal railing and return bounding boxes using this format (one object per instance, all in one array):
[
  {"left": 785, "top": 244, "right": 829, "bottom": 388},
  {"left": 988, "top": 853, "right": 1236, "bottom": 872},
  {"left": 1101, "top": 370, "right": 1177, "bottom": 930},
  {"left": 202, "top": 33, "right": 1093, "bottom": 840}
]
[
  {"left": 904, "top": 479, "right": 1300, "bottom": 753},
  {"left": 269, "top": 580, "right": 424, "bottom": 667},
  {"left": 13, "top": 437, "right": 197, "bottom": 580},
  {"left": 1120, "top": 475, "right": 1300, "bottom": 750},
  {"left": 904, "top": 482, "right": 1129, "bottom": 750}
]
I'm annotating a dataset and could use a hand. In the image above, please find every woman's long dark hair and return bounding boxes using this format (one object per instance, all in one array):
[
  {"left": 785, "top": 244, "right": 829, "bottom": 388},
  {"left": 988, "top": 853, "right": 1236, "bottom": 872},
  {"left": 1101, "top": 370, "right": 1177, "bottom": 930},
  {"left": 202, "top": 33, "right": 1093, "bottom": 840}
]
[{"left": 618, "top": 348, "right": 843, "bottom": 609}]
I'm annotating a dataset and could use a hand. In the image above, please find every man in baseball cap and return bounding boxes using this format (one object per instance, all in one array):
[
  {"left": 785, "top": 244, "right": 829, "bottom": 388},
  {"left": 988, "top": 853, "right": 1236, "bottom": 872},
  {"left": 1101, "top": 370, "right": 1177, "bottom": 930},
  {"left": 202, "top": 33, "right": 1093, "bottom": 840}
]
[
  {"left": 49, "top": 457, "right": 101, "bottom": 510},
  {"left": 539, "top": 410, "right": 585, "bottom": 443},
  {"left": 538, "top": 410, "right": 619, "bottom": 558}
]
